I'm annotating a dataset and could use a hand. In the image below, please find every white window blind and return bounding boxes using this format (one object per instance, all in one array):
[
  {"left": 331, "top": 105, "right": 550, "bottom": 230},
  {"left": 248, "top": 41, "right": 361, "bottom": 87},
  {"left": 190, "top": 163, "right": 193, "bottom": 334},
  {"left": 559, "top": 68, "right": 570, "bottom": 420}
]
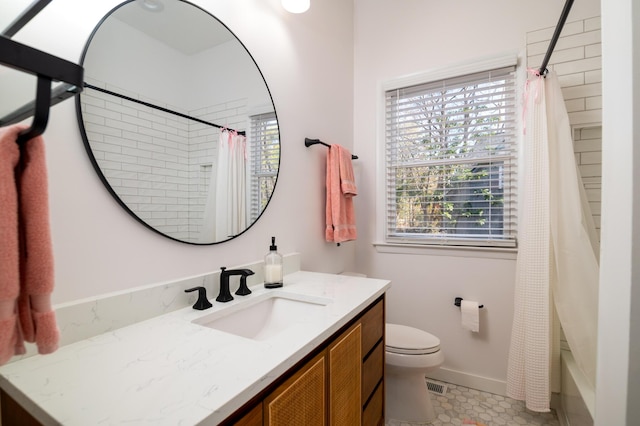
[
  {"left": 385, "top": 66, "right": 517, "bottom": 247},
  {"left": 249, "top": 112, "right": 279, "bottom": 221}
]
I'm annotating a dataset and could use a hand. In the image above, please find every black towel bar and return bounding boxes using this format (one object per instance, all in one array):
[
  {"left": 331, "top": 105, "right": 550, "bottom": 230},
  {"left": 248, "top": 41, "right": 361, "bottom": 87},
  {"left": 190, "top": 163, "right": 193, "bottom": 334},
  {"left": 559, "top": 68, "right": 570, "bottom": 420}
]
[{"left": 305, "top": 137, "right": 358, "bottom": 159}]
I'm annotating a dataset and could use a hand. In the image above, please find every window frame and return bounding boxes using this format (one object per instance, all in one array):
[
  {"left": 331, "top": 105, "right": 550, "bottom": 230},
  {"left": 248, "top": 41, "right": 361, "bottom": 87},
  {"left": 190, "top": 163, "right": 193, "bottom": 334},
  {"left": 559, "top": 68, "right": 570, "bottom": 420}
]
[
  {"left": 248, "top": 111, "right": 279, "bottom": 223},
  {"left": 377, "top": 54, "right": 520, "bottom": 251}
]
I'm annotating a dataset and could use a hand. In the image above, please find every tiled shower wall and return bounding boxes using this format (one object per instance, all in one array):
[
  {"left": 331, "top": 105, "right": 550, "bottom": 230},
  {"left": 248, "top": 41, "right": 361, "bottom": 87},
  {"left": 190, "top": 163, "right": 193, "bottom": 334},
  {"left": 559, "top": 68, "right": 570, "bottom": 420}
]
[
  {"left": 526, "top": 16, "right": 602, "bottom": 235},
  {"left": 80, "top": 78, "right": 247, "bottom": 243}
]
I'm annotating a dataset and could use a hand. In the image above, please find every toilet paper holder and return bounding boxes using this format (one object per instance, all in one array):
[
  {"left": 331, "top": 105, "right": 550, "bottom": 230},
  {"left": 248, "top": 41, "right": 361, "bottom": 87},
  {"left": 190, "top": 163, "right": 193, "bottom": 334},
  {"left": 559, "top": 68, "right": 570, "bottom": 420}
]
[{"left": 454, "top": 297, "right": 483, "bottom": 309}]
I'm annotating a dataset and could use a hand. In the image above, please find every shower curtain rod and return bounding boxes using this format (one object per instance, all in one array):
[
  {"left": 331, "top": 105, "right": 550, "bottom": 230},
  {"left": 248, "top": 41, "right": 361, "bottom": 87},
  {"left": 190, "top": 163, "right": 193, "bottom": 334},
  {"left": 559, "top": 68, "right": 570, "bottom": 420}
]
[
  {"left": 538, "top": 0, "right": 574, "bottom": 75},
  {"left": 305, "top": 137, "right": 358, "bottom": 159},
  {"left": 84, "top": 83, "right": 246, "bottom": 136}
]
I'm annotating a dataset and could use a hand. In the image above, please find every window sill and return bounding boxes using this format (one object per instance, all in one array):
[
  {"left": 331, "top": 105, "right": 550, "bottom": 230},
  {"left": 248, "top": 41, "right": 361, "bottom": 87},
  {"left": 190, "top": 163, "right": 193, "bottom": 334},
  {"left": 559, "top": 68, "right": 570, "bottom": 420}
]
[{"left": 373, "top": 242, "right": 518, "bottom": 260}]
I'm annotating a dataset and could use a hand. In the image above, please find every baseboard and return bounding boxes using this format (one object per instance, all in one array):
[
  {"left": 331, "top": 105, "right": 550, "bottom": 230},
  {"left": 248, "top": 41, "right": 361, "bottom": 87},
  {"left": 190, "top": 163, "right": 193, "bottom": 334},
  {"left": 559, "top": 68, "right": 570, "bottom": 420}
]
[{"left": 426, "top": 367, "right": 507, "bottom": 396}]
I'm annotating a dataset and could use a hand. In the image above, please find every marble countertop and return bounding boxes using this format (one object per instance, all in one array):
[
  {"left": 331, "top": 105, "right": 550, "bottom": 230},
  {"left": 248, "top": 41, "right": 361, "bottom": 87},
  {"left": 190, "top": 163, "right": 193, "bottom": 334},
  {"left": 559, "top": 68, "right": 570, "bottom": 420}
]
[{"left": 0, "top": 271, "right": 390, "bottom": 425}]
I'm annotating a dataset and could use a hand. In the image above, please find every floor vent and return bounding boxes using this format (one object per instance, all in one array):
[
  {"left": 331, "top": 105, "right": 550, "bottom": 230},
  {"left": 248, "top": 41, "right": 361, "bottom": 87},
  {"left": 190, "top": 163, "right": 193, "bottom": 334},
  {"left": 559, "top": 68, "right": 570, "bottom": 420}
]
[{"left": 426, "top": 380, "right": 447, "bottom": 395}]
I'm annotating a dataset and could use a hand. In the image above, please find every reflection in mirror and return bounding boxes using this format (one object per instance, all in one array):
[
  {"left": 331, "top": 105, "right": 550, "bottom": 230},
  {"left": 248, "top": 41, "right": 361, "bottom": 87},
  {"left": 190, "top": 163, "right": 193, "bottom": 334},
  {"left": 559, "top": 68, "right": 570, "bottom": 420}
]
[{"left": 77, "top": 0, "right": 280, "bottom": 244}]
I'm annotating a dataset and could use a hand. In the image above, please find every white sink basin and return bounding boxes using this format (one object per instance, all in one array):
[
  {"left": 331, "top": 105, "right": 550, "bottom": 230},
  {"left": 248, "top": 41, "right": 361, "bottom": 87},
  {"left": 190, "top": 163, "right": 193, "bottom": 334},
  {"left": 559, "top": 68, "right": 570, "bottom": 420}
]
[{"left": 193, "top": 292, "right": 331, "bottom": 340}]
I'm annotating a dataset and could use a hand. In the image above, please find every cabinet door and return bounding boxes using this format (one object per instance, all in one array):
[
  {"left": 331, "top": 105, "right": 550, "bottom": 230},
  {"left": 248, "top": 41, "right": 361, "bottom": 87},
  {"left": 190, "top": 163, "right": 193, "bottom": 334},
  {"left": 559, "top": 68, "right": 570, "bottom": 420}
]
[
  {"left": 264, "top": 353, "right": 326, "bottom": 425},
  {"left": 1, "top": 390, "right": 41, "bottom": 426},
  {"left": 233, "top": 402, "right": 262, "bottom": 426},
  {"left": 362, "top": 341, "right": 384, "bottom": 406},
  {"left": 328, "top": 323, "right": 362, "bottom": 426}
]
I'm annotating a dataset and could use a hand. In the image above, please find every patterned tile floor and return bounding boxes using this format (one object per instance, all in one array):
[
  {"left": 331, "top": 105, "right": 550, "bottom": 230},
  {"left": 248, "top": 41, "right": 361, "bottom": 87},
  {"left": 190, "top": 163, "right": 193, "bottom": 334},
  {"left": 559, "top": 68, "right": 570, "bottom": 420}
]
[{"left": 386, "top": 381, "right": 560, "bottom": 426}]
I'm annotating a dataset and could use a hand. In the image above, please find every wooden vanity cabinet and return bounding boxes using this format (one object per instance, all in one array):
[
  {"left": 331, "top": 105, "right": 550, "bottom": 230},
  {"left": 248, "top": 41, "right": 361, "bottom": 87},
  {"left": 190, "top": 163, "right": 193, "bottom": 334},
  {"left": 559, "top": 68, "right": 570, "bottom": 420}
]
[
  {"left": 229, "top": 295, "right": 385, "bottom": 426},
  {"left": 233, "top": 402, "right": 263, "bottom": 426},
  {"left": 360, "top": 298, "right": 385, "bottom": 425},
  {"left": 1, "top": 389, "right": 41, "bottom": 426}
]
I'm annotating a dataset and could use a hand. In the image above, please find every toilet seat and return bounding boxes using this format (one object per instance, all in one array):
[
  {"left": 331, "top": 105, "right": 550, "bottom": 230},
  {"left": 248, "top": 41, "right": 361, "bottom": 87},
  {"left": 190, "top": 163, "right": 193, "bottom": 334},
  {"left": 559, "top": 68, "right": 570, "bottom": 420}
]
[{"left": 386, "top": 323, "right": 440, "bottom": 355}]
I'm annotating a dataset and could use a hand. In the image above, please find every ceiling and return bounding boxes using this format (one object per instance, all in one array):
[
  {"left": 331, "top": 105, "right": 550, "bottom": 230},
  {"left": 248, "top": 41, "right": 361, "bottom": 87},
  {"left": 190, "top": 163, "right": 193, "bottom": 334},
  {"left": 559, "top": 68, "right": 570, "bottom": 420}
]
[{"left": 113, "top": 0, "right": 235, "bottom": 56}]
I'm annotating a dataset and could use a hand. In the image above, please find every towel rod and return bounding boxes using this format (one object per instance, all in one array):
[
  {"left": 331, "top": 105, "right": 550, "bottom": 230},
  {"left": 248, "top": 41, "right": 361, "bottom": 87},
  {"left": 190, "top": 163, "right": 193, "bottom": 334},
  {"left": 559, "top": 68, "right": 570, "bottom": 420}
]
[
  {"left": 305, "top": 137, "right": 358, "bottom": 159},
  {"left": 0, "top": 83, "right": 80, "bottom": 127},
  {"left": 0, "top": 0, "right": 84, "bottom": 144}
]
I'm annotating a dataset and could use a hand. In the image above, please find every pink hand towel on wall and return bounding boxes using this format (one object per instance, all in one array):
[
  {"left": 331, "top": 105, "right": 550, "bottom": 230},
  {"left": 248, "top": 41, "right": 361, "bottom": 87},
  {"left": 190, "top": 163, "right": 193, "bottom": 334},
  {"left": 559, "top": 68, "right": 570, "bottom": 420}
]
[
  {"left": 17, "top": 130, "right": 59, "bottom": 355},
  {"left": 326, "top": 144, "right": 357, "bottom": 243},
  {"left": 0, "top": 124, "right": 59, "bottom": 366},
  {"left": 339, "top": 147, "right": 357, "bottom": 197},
  {"left": 0, "top": 125, "right": 23, "bottom": 365}
]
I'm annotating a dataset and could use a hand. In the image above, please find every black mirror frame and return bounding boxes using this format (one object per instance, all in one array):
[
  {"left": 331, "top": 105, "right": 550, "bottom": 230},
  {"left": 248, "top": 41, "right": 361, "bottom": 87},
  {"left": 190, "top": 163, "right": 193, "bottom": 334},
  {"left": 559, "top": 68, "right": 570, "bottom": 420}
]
[{"left": 75, "top": 0, "right": 280, "bottom": 245}]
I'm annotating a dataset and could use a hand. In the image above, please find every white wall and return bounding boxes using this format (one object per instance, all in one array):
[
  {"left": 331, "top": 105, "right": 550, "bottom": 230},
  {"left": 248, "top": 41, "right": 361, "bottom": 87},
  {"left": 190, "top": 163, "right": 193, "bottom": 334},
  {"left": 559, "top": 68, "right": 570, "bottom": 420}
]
[
  {"left": 596, "top": 0, "right": 640, "bottom": 424},
  {"left": 353, "top": 0, "right": 600, "bottom": 393},
  {"left": 2, "top": 0, "right": 355, "bottom": 304}
]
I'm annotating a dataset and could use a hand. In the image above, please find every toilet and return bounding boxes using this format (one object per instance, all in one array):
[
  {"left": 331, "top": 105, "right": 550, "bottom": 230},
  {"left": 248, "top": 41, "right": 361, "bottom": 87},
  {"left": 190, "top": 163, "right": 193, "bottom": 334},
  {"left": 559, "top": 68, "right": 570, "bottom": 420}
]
[
  {"left": 338, "top": 273, "right": 444, "bottom": 423},
  {"left": 385, "top": 323, "right": 444, "bottom": 424}
]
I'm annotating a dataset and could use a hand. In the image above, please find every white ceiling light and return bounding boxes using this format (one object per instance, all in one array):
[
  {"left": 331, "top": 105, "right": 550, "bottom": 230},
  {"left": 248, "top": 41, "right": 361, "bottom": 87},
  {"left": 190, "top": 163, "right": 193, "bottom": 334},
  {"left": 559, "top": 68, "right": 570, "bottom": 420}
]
[
  {"left": 282, "top": 0, "right": 310, "bottom": 14},
  {"left": 137, "top": 0, "right": 164, "bottom": 12}
]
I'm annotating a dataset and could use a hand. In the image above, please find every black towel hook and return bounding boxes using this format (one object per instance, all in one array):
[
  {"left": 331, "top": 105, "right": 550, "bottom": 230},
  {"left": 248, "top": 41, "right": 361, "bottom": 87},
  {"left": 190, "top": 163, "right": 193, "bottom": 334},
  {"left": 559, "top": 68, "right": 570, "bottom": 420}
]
[{"left": 17, "top": 75, "right": 52, "bottom": 145}]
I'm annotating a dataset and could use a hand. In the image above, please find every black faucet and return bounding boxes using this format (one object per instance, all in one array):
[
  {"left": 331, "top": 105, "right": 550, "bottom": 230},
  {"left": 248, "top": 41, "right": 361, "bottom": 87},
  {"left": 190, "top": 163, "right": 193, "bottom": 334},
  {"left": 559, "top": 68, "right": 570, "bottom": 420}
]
[
  {"left": 217, "top": 267, "right": 255, "bottom": 302},
  {"left": 184, "top": 286, "right": 213, "bottom": 310}
]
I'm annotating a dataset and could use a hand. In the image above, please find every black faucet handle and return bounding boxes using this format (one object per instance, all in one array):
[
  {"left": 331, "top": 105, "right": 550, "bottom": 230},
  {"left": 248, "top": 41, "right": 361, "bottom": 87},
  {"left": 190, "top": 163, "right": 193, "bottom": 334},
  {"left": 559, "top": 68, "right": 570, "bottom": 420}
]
[
  {"left": 235, "top": 269, "right": 255, "bottom": 296},
  {"left": 184, "top": 286, "right": 213, "bottom": 310}
]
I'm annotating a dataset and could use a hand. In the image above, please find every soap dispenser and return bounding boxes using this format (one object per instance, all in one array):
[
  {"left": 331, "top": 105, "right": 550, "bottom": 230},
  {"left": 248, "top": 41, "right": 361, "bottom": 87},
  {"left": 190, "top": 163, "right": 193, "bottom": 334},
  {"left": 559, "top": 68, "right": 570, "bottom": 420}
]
[{"left": 264, "top": 236, "right": 283, "bottom": 288}]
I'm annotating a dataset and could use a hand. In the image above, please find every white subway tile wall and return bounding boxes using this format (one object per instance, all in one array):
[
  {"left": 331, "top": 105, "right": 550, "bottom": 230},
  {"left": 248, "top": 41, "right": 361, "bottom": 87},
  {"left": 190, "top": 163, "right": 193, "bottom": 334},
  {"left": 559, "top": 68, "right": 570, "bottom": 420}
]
[
  {"left": 527, "top": 16, "right": 602, "bottom": 237},
  {"left": 574, "top": 126, "right": 602, "bottom": 234},
  {"left": 80, "top": 78, "right": 248, "bottom": 243}
]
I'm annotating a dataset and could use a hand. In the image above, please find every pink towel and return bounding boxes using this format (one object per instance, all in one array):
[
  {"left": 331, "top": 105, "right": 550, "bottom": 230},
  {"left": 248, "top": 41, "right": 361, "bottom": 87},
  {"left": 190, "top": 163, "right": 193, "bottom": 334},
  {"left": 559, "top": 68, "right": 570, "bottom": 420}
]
[
  {"left": 0, "top": 124, "right": 59, "bottom": 365},
  {"left": 326, "top": 144, "right": 357, "bottom": 243},
  {"left": 0, "top": 125, "right": 22, "bottom": 364},
  {"left": 339, "top": 147, "right": 357, "bottom": 197}
]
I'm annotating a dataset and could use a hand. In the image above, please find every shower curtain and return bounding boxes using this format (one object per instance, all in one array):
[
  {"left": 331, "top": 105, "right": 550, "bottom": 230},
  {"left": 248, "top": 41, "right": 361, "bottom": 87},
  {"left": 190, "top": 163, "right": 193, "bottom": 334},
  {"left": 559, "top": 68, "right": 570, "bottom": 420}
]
[
  {"left": 199, "top": 130, "right": 247, "bottom": 242},
  {"left": 507, "top": 70, "right": 599, "bottom": 412}
]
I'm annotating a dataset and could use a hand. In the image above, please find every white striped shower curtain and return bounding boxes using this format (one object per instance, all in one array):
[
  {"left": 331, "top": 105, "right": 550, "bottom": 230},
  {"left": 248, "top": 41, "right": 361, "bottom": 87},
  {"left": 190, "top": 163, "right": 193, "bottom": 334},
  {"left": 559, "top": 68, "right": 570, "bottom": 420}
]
[{"left": 507, "top": 70, "right": 599, "bottom": 412}]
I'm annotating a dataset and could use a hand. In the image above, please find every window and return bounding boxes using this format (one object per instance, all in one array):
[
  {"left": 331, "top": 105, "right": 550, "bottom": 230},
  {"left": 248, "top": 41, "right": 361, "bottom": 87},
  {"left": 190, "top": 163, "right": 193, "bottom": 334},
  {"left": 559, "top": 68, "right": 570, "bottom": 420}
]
[
  {"left": 249, "top": 112, "right": 279, "bottom": 221},
  {"left": 384, "top": 66, "right": 517, "bottom": 247}
]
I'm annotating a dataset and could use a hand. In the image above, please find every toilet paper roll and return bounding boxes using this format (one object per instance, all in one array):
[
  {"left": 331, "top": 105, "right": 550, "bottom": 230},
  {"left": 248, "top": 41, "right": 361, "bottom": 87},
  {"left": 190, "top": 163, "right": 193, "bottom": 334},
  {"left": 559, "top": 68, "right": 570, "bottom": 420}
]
[{"left": 461, "top": 300, "right": 480, "bottom": 332}]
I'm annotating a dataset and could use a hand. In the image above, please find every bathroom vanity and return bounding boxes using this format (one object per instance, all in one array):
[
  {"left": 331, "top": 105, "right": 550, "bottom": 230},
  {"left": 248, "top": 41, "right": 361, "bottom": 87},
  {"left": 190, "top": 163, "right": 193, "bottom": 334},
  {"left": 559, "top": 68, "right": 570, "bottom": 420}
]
[
  {"left": 225, "top": 295, "right": 384, "bottom": 425},
  {"left": 0, "top": 271, "right": 389, "bottom": 425}
]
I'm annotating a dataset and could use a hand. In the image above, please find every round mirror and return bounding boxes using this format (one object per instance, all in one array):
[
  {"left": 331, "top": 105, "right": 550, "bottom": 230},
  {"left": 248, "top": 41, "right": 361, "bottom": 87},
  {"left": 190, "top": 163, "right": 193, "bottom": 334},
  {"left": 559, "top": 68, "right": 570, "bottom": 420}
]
[{"left": 76, "top": 0, "right": 280, "bottom": 244}]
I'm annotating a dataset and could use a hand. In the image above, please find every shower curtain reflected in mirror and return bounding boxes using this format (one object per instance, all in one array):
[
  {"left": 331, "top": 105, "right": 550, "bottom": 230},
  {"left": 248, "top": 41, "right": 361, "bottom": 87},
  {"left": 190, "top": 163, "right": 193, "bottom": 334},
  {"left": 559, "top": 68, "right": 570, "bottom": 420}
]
[
  {"left": 199, "top": 130, "right": 248, "bottom": 243},
  {"left": 507, "top": 70, "right": 599, "bottom": 412}
]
